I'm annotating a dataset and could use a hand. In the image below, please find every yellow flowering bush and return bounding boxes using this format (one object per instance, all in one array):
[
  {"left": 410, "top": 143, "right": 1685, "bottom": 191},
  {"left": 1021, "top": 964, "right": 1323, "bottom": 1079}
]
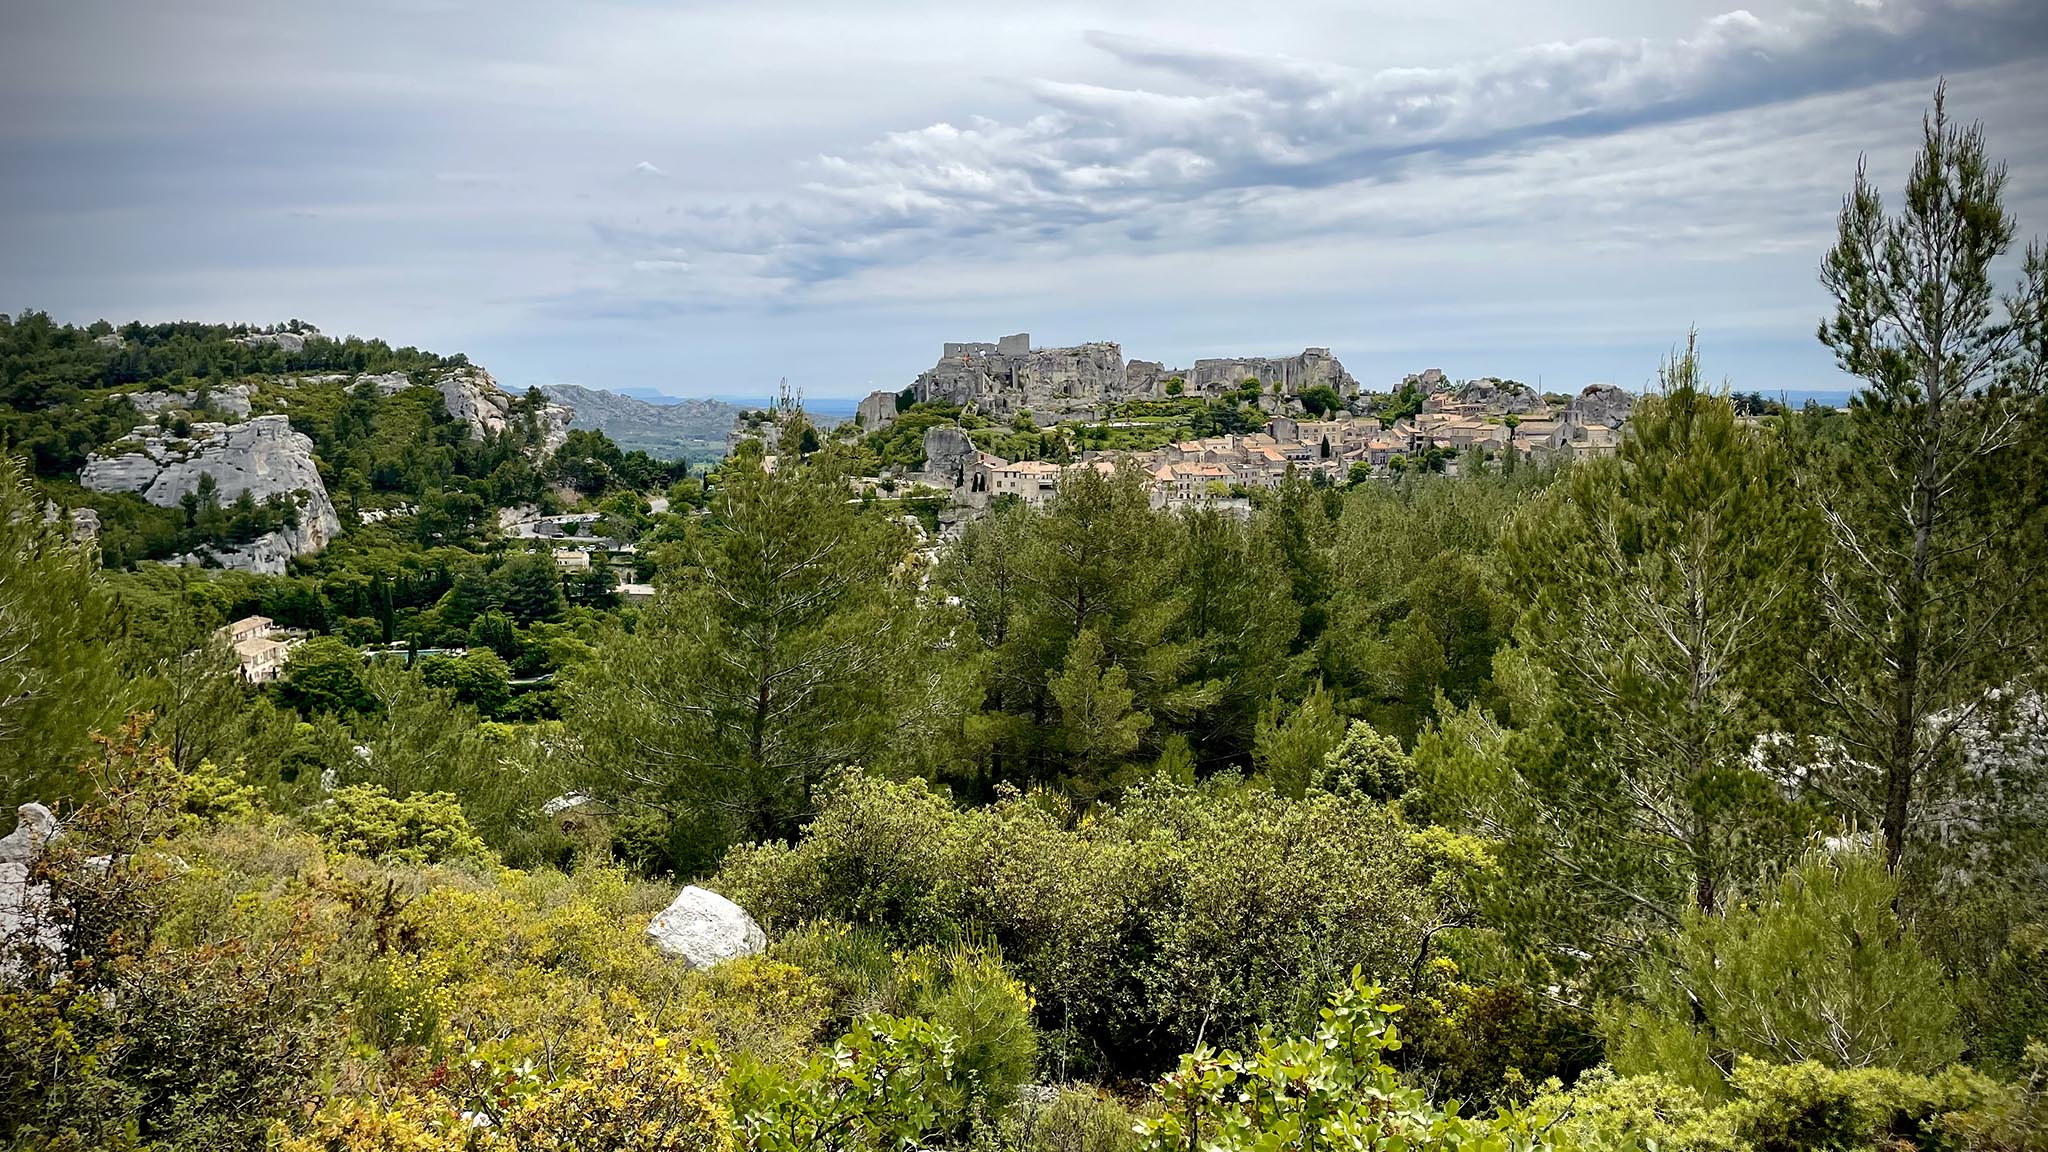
[{"left": 499, "top": 1031, "right": 731, "bottom": 1152}]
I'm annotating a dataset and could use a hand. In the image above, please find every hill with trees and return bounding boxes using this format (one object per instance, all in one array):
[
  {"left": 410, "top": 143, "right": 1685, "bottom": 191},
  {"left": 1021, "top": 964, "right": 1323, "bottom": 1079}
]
[{"left": 0, "top": 88, "right": 2045, "bottom": 1152}]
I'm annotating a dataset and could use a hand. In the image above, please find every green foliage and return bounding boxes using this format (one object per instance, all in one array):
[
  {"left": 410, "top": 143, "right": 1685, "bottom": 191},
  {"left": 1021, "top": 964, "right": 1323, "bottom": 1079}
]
[
  {"left": 281, "top": 635, "right": 375, "bottom": 716},
  {"left": 311, "top": 783, "right": 489, "bottom": 864},
  {"left": 732, "top": 1013, "right": 963, "bottom": 1152},
  {"left": 1136, "top": 972, "right": 1590, "bottom": 1152},
  {"left": 1810, "top": 84, "right": 2048, "bottom": 877},
  {"left": 1298, "top": 385, "right": 1343, "bottom": 416},
  {"left": 564, "top": 433, "right": 947, "bottom": 868},
  {"left": 1322, "top": 719, "right": 1412, "bottom": 801},
  {"left": 1608, "top": 849, "right": 1961, "bottom": 1095},
  {"left": 0, "top": 453, "right": 125, "bottom": 807},
  {"left": 0, "top": 722, "right": 333, "bottom": 1152},
  {"left": 417, "top": 648, "right": 513, "bottom": 719},
  {"left": 1252, "top": 680, "right": 1343, "bottom": 797},
  {"left": 1427, "top": 351, "right": 1823, "bottom": 965},
  {"left": 1537, "top": 1059, "right": 2024, "bottom": 1152},
  {"left": 718, "top": 771, "right": 1464, "bottom": 1080}
]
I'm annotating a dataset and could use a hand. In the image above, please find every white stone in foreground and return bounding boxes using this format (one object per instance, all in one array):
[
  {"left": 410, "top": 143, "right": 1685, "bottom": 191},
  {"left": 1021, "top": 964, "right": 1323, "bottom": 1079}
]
[{"left": 646, "top": 885, "right": 765, "bottom": 969}]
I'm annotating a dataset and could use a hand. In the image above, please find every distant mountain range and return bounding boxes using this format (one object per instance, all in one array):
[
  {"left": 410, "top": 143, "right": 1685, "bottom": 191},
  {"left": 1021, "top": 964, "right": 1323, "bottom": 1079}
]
[{"left": 538, "top": 384, "right": 743, "bottom": 463}]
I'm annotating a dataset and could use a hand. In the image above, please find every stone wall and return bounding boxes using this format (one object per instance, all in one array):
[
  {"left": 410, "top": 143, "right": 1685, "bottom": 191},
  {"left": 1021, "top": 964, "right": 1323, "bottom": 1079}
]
[
  {"left": 913, "top": 340, "right": 1130, "bottom": 422},
  {"left": 856, "top": 389, "right": 899, "bottom": 431},
  {"left": 913, "top": 337, "right": 1358, "bottom": 419}
]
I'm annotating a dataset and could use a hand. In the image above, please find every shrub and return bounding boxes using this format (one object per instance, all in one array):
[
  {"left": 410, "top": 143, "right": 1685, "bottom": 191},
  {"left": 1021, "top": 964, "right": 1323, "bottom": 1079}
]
[
  {"left": 1607, "top": 848, "right": 1961, "bottom": 1096},
  {"left": 718, "top": 772, "right": 1455, "bottom": 1079},
  {"left": 499, "top": 1030, "right": 730, "bottom": 1152},
  {"left": 312, "top": 784, "right": 489, "bottom": 864},
  {"left": 731, "top": 1014, "right": 962, "bottom": 1152},
  {"left": 1135, "top": 972, "right": 1592, "bottom": 1151}
]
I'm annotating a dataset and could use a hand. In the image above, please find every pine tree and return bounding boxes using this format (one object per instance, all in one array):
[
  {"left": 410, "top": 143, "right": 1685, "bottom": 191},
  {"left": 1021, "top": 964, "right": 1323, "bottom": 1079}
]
[
  {"left": 564, "top": 439, "right": 923, "bottom": 860},
  {"left": 1429, "top": 343, "right": 1821, "bottom": 958},
  {"left": 1811, "top": 84, "right": 2048, "bottom": 872},
  {"left": 0, "top": 454, "right": 125, "bottom": 806}
]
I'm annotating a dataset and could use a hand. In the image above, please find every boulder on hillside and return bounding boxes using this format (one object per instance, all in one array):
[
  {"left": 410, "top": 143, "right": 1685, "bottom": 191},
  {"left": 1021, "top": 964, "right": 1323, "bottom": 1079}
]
[
  {"left": 0, "top": 804, "right": 64, "bottom": 977},
  {"left": 646, "top": 885, "right": 766, "bottom": 969},
  {"left": 1570, "top": 383, "right": 1634, "bottom": 428},
  {"left": 0, "top": 803, "right": 60, "bottom": 865},
  {"left": 921, "top": 425, "right": 977, "bottom": 490}
]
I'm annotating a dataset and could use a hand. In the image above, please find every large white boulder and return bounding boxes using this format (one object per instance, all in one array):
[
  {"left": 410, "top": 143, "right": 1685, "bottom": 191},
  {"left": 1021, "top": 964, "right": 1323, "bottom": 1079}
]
[
  {"left": 646, "top": 885, "right": 765, "bottom": 969},
  {"left": 0, "top": 803, "right": 59, "bottom": 865},
  {"left": 0, "top": 804, "right": 63, "bottom": 977}
]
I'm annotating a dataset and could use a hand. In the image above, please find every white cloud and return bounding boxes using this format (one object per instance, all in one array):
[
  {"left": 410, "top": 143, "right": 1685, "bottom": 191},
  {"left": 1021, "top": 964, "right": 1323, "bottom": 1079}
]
[{"left": 583, "top": 0, "right": 2045, "bottom": 294}]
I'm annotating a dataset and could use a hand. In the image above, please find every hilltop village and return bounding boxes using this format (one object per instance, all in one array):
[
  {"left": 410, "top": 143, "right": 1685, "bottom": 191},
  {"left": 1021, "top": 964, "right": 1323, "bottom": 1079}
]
[{"left": 799, "top": 335, "right": 1636, "bottom": 522}]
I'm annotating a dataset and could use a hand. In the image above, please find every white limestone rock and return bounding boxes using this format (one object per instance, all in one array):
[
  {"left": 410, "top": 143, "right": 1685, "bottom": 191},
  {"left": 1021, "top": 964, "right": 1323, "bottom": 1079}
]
[
  {"left": 127, "top": 382, "right": 254, "bottom": 419},
  {"left": 0, "top": 803, "right": 60, "bottom": 865},
  {"left": 80, "top": 414, "right": 341, "bottom": 574},
  {"left": 1568, "top": 383, "right": 1634, "bottom": 429},
  {"left": 920, "top": 425, "right": 977, "bottom": 490},
  {"left": 0, "top": 804, "right": 63, "bottom": 975},
  {"left": 856, "top": 389, "right": 900, "bottom": 431},
  {"left": 435, "top": 368, "right": 574, "bottom": 456},
  {"left": 646, "top": 885, "right": 766, "bottom": 969}
]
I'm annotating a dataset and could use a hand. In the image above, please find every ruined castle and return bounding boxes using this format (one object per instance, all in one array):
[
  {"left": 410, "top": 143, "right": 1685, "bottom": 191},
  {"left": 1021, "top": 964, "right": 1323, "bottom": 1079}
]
[{"left": 885, "top": 333, "right": 1359, "bottom": 425}]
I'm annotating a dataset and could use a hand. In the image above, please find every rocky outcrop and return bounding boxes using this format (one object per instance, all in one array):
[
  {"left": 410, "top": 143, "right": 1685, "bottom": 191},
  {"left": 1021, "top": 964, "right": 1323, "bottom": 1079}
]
[
  {"left": 128, "top": 382, "right": 254, "bottom": 419},
  {"left": 1452, "top": 378, "right": 1541, "bottom": 414},
  {"left": 0, "top": 803, "right": 59, "bottom": 865},
  {"left": 80, "top": 414, "right": 341, "bottom": 574},
  {"left": 920, "top": 425, "right": 977, "bottom": 489},
  {"left": 1568, "top": 383, "right": 1634, "bottom": 429},
  {"left": 1181, "top": 348, "right": 1357, "bottom": 400},
  {"left": 0, "top": 803, "right": 63, "bottom": 976},
  {"left": 232, "top": 331, "right": 310, "bottom": 353},
  {"left": 911, "top": 335, "right": 1358, "bottom": 420},
  {"left": 436, "top": 368, "right": 574, "bottom": 455},
  {"left": 646, "top": 885, "right": 766, "bottom": 968},
  {"left": 856, "top": 389, "right": 900, "bottom": 431},
  {"left": 292, "top": 369, "right": 573, "bottom": 457},
  {"left": 914, "top": 336, "right": 1131, "bottom": 422}
]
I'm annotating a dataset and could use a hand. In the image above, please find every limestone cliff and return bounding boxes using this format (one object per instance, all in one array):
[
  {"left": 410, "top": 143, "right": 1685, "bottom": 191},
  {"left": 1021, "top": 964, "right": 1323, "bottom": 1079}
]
[
  {"left": 914, "top": 339, "right": 1130, "bottom": 423},
  {"left": 80, "top": 414, "right": 341, "bottom": 575},
  {"left": 292, "top": 368, "right": 574, "bottom": 456},
  {"left": 436, "top": 368, "right": 573, "bottom": 455},
  {"left": 1180, "top": 349, "right": 1358, "bottom": 399},
  {"left": 912, "top": 335, "right": 1358, "bottom": 420}
]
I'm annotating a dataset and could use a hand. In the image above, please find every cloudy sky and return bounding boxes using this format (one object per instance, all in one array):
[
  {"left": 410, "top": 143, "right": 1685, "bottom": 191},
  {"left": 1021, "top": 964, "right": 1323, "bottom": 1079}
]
[{"left": 4, "top": 0, "right": 2046, "bottom": 401}]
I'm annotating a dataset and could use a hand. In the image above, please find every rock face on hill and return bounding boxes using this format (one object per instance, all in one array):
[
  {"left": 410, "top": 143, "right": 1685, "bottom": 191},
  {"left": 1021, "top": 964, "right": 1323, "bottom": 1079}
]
[
  {"left": 80, "top": 414, "right": 342, "bottom": 574},
  {"left": 538, "top": 384, "right": 741, "bottom": 463},
  {"left": 1182, "top": 349, "right": 1358, "bottom": 399},
  {"left": 1452, "top": 378, "right": 1542, "bottom": 414},
  {"left": 440, "top": 368, "right": 573, "bottom": 454},
  {"left": 914, "top": 337, "right": 1131, "bottom": 423},
  {"left": 921, "top": 425, "right": 978, "bottom": 489},
  {"left": 128, "top": 382, "right": 255, "bottom": 419},
  {"left": 911, "top": 334, "right": 1359, "bottom": 422},
  {"left": 1569, "top": 383, "right": 1634, "bottom": 429}
]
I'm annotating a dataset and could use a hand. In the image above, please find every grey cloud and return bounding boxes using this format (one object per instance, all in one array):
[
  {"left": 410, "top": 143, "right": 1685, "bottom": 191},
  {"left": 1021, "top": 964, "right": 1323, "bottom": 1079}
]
[{"left": 609, "top": 0, "right": 2048, "bottom": 291}]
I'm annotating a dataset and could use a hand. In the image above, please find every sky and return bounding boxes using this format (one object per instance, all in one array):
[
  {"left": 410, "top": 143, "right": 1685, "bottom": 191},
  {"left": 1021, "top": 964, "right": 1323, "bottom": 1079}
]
[{"left": 3, "top": 1, "right": 2047, "bottom": 402}]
